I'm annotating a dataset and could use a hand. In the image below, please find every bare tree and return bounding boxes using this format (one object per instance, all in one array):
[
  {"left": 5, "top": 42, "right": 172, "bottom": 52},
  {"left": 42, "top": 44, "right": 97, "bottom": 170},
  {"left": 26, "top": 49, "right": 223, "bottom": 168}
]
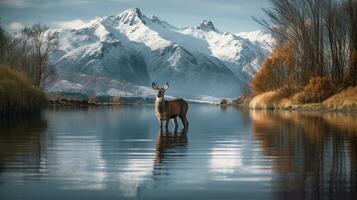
[
  {"left": 22, "top": 24, "right": 58, "bottom": 88},
  {"left": 0, "top": 22, "right": 6, "bottom": 57},
  {"left": 344, "top": 0, "right": 357, "bottom": 86},
  {"left": 255, "top": 0, "right": 356, "bottom": 89},
  {"left": 325, "top": 0, "right": 349, "bottom": 85},
  {"left": 0, "top": 23, "right": 58, "bottom": 89}
]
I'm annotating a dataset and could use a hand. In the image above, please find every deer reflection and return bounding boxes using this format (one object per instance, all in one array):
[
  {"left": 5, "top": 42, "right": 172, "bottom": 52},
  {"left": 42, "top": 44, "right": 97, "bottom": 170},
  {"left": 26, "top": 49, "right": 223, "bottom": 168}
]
[
  {"left": 250, "top": 111, "right": 357, "bottom": 200},
  {"left": 153, "top": 128, "right": 188, "bottom": 177},
  {"left": 0, "top": 116, "right": 48, "bottom": 174}
]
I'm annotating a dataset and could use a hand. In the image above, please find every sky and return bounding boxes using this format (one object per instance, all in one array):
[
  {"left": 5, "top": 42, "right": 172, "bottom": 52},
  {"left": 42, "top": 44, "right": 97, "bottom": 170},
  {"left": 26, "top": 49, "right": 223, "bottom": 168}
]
[{"left": 0, "top": 0, "right": 270, "bottom": 33}]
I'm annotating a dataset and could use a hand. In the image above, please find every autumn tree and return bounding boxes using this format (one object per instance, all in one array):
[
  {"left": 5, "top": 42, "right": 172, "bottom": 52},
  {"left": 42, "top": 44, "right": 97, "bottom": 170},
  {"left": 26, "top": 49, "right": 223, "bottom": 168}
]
[
  {"left": 255, "top": 0, "right": 357, "bottom": 89},
  {"left": 251, "top": 43, "right": 297, "bottom": 94},
  {"left": 256, "top": 0, "right": 327, "bottom": 83}
]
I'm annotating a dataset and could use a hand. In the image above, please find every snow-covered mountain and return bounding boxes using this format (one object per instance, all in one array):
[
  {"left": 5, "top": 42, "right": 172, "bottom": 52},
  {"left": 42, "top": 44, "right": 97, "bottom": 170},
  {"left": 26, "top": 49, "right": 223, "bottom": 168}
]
[
  {"left": 49, "top": 8, "right": 272, "bottom": 99},
  {"left": 236, "top": 30, "right": 275, "bottom": 51}
]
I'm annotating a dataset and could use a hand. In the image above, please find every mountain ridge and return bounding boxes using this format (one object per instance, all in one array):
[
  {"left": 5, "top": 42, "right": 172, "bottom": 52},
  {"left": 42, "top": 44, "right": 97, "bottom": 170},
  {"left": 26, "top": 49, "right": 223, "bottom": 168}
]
[{"left": 48, "top": 8, "right": 273, "bottom": 100}]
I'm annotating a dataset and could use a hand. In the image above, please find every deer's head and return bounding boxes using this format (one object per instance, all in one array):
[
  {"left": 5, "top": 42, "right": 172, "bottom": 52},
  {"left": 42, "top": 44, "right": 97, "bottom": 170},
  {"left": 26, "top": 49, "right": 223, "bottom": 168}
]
[{"left": 152, "top": 82, "right": 169, "bottom": 98}]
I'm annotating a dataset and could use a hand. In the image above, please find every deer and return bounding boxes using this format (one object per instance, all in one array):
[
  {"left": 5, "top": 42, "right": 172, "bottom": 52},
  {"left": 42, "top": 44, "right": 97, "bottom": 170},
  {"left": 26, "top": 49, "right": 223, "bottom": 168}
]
[{"left": 152, "top": 82, "right": 189, "bottom": 133}]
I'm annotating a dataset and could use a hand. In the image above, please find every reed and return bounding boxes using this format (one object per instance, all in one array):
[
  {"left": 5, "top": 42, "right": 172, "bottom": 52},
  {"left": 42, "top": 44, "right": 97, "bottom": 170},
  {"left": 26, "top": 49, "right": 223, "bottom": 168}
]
[{"left": 0, "top": 65, "right": 47, "bottom": 116}]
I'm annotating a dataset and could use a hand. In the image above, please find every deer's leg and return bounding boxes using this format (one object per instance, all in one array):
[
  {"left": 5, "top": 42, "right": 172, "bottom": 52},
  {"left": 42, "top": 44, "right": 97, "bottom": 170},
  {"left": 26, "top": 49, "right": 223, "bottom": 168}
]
[
  {"left": 173, "top": 118, "right": 178, "bottom": 128},
  {"left": 179, "top": 116, "right": 185, "bottom": 129},
  {"left": 180, "top": 116, "right": 189, "bottom": 131},
  {"left": 160, "top": 120, "right": 163, "bottom": 131},
  {"left": 172, "top": 118, "right": 178, "bottom": 134},
  {"left": 185, "top": 118, "right": 189, "bottom": 129},
  {"left": 173, "top": 126, "right": 178, "bottom": 135},
  {"left": 165, "top": 119, "right": 170, "bottom": 132},
  {"left": 159, "top": 126, "right": 164, "bottom": 136}
]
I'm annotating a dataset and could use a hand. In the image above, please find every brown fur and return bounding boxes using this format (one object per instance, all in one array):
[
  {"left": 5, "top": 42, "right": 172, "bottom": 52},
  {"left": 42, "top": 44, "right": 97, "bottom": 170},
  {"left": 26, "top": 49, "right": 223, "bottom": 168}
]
[
  {"left": 155, "top": 98, "right": 188, "bottom": 120},
  {"left": 153, "top": 82, "right": 189, "bottom": 130}
]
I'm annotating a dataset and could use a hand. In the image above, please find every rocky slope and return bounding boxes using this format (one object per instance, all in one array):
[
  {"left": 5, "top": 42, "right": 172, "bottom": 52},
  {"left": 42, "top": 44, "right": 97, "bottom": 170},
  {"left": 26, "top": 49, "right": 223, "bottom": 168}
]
[{"left": 49, "top": 8, "right": 273, "bottom": 100}]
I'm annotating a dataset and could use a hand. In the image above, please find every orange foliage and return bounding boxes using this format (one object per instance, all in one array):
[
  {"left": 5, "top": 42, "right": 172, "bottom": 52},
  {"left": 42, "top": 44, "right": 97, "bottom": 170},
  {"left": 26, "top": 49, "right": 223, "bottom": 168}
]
[
  {"left": 292, "top": 76, "right": 335, "bottom": 103},
  {"left": 251, "top": 43, "right": 296, "bottom": 95}
]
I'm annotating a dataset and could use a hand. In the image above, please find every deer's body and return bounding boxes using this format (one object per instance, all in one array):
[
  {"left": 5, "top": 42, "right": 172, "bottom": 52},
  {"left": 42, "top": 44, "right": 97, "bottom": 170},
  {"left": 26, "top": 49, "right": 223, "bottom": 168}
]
[
  {"left": 155, "top": 97, "right": 188, "bottom": 121},
  {"left": 152, "top": 82, "right": 189, "bottom": 131}
]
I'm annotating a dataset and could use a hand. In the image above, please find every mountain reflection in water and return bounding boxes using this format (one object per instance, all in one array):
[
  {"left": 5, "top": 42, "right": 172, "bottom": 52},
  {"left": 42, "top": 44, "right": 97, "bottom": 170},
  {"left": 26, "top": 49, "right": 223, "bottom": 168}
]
[{"left": 0, "top": 106, "right": 356, "bottom": 200}]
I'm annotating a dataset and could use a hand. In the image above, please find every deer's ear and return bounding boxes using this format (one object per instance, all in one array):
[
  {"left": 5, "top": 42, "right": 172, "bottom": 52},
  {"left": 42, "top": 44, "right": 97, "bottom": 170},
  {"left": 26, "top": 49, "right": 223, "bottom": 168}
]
[
  {"left": 163, "top": 82, "right": 169, "bottom": 90},
  {"left": 152, "top": 82, "right": 158, "bottom": 90}
]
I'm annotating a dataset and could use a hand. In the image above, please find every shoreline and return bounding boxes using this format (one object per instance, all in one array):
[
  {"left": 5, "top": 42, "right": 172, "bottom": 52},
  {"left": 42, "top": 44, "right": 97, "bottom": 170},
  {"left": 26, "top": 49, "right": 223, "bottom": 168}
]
[
  {"left": 47, "top": 99, "right": 357, "bottom": 113},
  {"left": 246, "top": 86, "right": 357, "bottom": 113},
  {"left": 247, "top": 104, "right": 357, "bottom": 113},
  {"left": 220, "top": 103, "right": 357, "bottom": 113}
]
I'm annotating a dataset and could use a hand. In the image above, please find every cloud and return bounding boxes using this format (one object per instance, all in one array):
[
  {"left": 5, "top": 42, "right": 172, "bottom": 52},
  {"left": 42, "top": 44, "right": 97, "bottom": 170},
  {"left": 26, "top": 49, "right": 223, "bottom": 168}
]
[
  {"left": 53, "top": 19, "right": 89, "bottom": 29},
  {"left": 0, "top": 0, "right": 26, "bottom": 8},
  {"left": 8, "top": 21, "right": 25, "bottom": 31}
]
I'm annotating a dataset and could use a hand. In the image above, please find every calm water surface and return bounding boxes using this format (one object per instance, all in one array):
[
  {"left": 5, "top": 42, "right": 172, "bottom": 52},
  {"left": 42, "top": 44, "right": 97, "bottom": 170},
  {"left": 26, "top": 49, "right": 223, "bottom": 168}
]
[{"left": 0, "top": 105, "right": 356, "bottom": 200}]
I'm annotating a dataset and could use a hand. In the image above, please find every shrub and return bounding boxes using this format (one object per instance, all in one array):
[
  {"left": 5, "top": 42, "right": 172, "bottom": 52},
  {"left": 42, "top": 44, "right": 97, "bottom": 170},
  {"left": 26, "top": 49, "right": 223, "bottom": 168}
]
[
  {"left": 251, "top": 43, "right": 297, "bottom": 95},
  {"left": 88, "top": 96, "right": 99, "bottom": 104},
  {"left": 232, "top": 93, "right": 253, "bottom": 105},
  {"left": 220, "top": 99, "right": 229, "bottom": 105},
  {"left": 322, "top": 86, "right": 357, "bottom": 110},
  {"left": 292, "top": 76, "right": 335, "bottom": 104},
  {"left": 112, "top": 96, "right": 120, "bottom": 104},
  {"left": 0, "top": 65, "right": 47, "bottom": 115}
]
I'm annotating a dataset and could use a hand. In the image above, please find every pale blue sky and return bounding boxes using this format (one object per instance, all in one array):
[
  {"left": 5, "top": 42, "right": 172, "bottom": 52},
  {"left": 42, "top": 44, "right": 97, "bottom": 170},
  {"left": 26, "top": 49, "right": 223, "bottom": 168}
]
[{"left": 0, "top": 0, "right": 270, "bottom": 33}]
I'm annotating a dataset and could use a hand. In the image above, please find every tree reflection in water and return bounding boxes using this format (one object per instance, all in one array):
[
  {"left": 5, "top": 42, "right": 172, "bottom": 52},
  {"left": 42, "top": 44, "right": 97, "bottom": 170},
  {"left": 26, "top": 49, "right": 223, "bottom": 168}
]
[
  {"left": 250, "top": 111, "right": 357, "bottom": 200},
  {"left": 0, "top": 116, "right": 48, "bottom": 177}
]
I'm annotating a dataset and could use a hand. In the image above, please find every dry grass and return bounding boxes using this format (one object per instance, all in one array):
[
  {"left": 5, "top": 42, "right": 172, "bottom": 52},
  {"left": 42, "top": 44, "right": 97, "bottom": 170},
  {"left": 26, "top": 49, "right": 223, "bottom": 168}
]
[
  {"left": 249, "top": 89, "right": 292, "bottom": 109},
  {"left": 249, "top": 86, "right": 357, "bottom": 112},
  {"left": 0, "top": 65, "right": 47, "bottom": 115},
  {"left": 322, "top": 86, "right": 357, "bottom": 111}
]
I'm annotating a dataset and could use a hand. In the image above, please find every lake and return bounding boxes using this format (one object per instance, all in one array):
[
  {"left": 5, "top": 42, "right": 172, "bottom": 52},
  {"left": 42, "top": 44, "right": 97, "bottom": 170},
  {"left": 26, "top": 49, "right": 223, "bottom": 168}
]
[{"left": 0, "top": 105, "right": 356, "bottom": 200}]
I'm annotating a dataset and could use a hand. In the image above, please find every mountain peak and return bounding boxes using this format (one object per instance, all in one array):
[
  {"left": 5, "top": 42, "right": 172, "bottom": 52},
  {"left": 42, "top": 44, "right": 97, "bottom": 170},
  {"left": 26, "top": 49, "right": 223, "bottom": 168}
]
[
  {"left": 197, "top": 20, "right": 217, "bottom": 32},
  {"left": 117, "top": 8, "right": 145, "bottom": 25},
  {"left": 124, "top": 8, "right": 143, "bottom": 17}
]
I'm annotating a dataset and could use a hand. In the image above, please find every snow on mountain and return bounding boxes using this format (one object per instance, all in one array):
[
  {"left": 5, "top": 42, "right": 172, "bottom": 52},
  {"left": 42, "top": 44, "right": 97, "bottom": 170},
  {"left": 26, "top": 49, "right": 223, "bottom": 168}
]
[
  {"left": 236, "top": 30, "right": 275, "bottom": 51},
  {"left": 196, "top": 20, "right": 217, "bottom": 32},
  {"left": 186, "top": 29, "right": 267, "bottom": 77},
  {"left": 49, "top": 71, "right": 154, "bottom": 98},
  {"left": 51, "top": 80, "right": 89, "bottom": 94},
  {"left": 49, "top": 8, "right": 271, "bottom": 99}
]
